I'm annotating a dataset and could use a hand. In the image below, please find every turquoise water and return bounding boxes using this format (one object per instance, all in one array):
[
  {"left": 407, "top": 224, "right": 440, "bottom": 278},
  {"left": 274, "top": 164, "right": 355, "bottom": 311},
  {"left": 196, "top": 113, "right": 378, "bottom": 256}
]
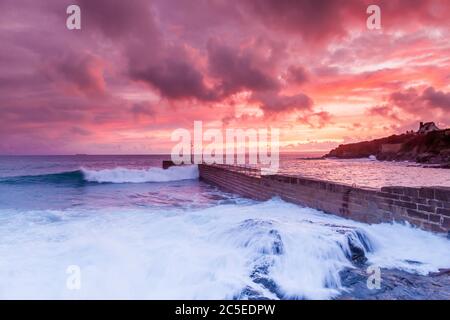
[
  {"left": 0, "top": 155, "right": 450, "bottom": 299},
  {"left": 0, "top": 155, "right": 205, "bottom": 211}
]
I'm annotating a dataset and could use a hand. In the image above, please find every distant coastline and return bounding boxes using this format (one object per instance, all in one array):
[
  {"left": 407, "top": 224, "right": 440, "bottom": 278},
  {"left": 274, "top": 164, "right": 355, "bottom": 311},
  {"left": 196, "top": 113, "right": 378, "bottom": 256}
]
[{"left": 325, "top": 123, "right": 450, "bottom": 167}]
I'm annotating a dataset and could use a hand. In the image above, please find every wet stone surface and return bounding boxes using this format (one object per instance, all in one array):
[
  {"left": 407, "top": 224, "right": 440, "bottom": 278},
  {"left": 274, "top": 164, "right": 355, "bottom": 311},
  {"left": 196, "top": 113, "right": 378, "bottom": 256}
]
[
  {"left": 241, "top": 221, "right": 450, "bottom": 300},
  {"left": 338, "top": 268, "right": 450, "bottom": 300}
]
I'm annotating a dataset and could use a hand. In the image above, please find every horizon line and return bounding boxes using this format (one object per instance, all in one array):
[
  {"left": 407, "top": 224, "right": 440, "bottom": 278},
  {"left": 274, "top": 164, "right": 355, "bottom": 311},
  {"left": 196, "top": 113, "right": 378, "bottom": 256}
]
[{"left": 0, "top": 151, "right": 328, "bottom": 157}]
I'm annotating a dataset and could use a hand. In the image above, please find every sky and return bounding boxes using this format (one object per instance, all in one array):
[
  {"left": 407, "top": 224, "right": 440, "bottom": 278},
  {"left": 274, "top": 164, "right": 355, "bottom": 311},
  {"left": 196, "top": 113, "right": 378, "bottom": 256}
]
[{"left": 1, "top": 0, "right": 450, "bottom": 155}]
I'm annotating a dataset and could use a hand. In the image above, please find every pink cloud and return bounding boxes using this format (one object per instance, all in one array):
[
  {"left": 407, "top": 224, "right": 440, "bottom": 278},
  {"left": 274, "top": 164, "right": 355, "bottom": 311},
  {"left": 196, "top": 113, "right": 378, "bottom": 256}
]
[{"left": 1, "top": 0, "right": 450, "bottom": 154}]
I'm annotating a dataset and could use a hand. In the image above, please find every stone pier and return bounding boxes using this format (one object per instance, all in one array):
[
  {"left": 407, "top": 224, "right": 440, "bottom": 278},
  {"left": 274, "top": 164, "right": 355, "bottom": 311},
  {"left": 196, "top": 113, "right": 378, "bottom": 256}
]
[{"left": 198, "top": 164, "right": 450, "bottom": 234}]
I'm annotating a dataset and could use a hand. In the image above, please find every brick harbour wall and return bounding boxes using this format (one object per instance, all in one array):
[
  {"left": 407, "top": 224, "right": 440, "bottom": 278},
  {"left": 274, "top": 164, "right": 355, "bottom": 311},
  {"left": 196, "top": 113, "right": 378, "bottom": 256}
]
[{"left": 198, "top": 164, "right": 450, "bottom": 234}]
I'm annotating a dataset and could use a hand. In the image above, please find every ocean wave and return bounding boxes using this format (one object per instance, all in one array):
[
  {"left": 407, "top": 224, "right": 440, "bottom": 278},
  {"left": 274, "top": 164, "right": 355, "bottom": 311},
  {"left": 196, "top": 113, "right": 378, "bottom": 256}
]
[
  {"left": 81, "top": 165, "right": 199, "bottom": 183},
  {"left": 0, "top": 199, "right": 449, "bottom": 299},
  {"left": 0, "top": 165, "right": 199, "bottom": 185},
  {"left": 0, "top": 170, "right": 85, "bottom": 185}
]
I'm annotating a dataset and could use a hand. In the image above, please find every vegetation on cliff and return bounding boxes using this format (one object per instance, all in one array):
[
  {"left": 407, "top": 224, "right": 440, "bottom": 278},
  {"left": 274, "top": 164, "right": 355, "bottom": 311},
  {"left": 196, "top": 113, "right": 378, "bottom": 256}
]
[{"left": 326, "top": 129, "right": 450, "bottom": 164}]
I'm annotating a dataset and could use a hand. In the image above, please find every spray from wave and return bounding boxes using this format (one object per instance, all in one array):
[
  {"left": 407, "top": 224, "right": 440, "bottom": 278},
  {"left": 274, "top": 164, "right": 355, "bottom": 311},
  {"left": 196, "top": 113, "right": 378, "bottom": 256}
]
[
  {"left": 1, "top": 199, "right": 449, "bottom": 299},
  {"left": 81, "top": 165, "right": 199, "bottom": 183},
  {"left": 0, "top": 165, "right": 199, "bottom": 185}
]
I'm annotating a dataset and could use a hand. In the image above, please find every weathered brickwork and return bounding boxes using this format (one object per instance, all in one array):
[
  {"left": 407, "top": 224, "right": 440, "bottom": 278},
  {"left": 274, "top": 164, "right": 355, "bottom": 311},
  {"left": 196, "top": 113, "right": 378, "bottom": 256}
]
[{"left": 199, "top": 164, "right": 450, "bottom": 234}]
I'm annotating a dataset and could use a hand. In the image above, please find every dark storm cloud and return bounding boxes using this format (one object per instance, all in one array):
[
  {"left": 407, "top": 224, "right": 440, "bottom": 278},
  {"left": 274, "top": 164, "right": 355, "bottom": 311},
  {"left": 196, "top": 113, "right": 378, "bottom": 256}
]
[
  {"left": 76, "top": 0, "right": 159, "bottom": 40},
  {"left": 1, "top": 0, "right": 450, "bottom": 154},
  {"left": 253, "top": 91, "right": 314, "bottom": 115},
  {"left": 207, "top": 40, "right": 279, "bottom": 96}
]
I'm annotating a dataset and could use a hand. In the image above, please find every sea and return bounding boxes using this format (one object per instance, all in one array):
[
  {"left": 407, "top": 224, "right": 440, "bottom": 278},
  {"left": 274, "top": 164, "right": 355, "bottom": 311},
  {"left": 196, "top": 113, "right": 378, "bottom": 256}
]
[{"left": 0, "top": 154, "right": 450, "bottom": 299}]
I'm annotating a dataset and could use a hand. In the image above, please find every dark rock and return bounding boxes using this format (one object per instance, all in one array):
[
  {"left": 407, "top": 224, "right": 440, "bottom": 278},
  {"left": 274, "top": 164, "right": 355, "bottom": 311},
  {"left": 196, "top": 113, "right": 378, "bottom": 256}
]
[
  {"left": 338, "top": 267, "right": 450, "bottom": 300},
  {"left": 236, "top": 286, "right": 271, "bottom": 300},
  {"left": 347, "top": 237, "right": 367, "bottom": 265},
  {"left": 325, "top": 129, "right": 450, "bottom": 165},
  {"left": 268, "top": 229, "right": 284, "bottom": 255},
  {"left": 345, "top": 230, "right": 372, "bottom": 266}
]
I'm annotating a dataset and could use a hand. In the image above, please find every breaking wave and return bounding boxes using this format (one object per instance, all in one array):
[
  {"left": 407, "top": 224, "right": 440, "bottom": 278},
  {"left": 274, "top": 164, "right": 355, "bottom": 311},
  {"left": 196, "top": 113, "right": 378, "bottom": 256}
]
[
  {"left": 0, "top": 165, "right": 199, "bottom": 185},
  {"left": 81, "top": 165, "right": 199, "bottom": 183},
  {"left": 1, "top": 199, "right": 449, "bottom": 299}
]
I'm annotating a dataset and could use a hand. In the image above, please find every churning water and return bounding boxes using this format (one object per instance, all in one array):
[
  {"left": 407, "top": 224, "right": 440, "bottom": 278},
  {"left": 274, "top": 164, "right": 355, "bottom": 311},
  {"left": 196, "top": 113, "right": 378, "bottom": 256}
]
[{"left": 0, "top": 155, "right": 449, "bottom": 299}]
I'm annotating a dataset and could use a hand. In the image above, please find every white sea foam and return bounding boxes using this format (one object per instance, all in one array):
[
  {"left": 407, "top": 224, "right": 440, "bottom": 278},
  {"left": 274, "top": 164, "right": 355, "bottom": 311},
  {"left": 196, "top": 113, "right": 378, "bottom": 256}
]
[
  {"left": 0, "top": 199, "right": 449, "bottom": 299},
  {"left": 81, "top": 165, "right": 199, "bottom": 183}
]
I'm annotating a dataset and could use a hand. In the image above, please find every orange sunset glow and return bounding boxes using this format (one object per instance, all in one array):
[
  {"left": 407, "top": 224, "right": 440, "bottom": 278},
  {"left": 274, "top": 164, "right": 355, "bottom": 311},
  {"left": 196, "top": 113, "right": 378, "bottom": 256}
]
[{"left": 1, "top": 0, "right": 450, "bottom": 154}]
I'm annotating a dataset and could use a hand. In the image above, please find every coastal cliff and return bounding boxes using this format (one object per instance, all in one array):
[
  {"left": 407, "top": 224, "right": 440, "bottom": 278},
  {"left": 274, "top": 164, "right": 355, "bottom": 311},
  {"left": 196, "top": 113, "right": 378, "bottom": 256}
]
[{"left": 326, "top": 129, "right": 450, "bottom": 165}]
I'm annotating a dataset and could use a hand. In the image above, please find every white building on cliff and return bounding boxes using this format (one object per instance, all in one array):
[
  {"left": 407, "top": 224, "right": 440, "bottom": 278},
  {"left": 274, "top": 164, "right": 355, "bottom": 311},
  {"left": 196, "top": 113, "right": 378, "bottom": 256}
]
[{"left": 418, "top": 122, "right": 440, "bottom": 134}]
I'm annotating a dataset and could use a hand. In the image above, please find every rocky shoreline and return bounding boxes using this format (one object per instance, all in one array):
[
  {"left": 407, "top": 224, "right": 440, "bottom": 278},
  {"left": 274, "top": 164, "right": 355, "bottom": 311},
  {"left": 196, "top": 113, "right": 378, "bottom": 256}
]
[
  {"left": 326, "top": 128, "right": 450, "bottom": 166},
  {"left": 338, "top": 229, "right": 450, "bottom": 300},
  {"left": 338, "top": 267, "right": 450, "bottom": 300}
]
